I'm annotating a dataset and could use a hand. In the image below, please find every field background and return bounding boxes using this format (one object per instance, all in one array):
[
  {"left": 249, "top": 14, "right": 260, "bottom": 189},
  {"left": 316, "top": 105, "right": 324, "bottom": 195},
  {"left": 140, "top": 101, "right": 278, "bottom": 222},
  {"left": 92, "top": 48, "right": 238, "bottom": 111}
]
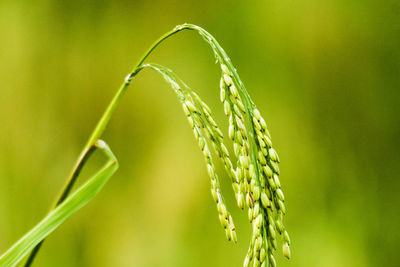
[{"left": 0, "top": 0, "right": 399, "bottom": 266}]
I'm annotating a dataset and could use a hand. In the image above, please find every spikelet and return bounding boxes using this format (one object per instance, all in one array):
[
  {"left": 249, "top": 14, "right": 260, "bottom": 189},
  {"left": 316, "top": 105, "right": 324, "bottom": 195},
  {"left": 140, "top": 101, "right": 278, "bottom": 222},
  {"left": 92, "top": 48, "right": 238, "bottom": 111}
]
[
  {"left": 220, "top": 63, "right": 291, "bottom": 266},
  {"left": 142, "top": 40, "right": 290, "bottom": 266},
  {"left": 144, "top": 64, "right": 238, "bottom": 242},
  {"left": 143, "top": 26, "right": 290, "bottom": 267},
  {"left": 16, "top": 24, "right": 291, "bottom": 267}
]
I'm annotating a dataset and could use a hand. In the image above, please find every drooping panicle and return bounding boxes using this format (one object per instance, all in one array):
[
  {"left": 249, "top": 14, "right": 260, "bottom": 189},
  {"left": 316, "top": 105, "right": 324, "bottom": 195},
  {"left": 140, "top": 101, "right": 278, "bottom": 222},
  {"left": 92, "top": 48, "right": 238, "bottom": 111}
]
[
  {"left": 219, "top": 62, "right": 291, "bottom": 266},
  {"left": 142, "top": 25, "right": 291, "bottom": 265},
  {"left": 144, "top": 63, "right": 238, "bottom": 243}
]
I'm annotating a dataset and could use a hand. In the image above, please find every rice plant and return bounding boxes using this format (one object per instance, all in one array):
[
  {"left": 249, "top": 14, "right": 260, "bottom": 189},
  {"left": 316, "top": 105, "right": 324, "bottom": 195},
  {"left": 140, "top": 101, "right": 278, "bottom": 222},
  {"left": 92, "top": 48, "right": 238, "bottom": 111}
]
[{"left": 0, "top": 23, "right": 291, "bottom": 267}]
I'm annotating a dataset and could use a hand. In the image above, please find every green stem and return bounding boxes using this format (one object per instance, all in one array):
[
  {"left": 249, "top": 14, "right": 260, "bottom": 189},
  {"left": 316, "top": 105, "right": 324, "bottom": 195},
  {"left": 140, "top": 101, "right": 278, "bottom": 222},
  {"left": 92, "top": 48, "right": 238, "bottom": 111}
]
[
  {"left": 23, "top": 25, "right": 186, "bottom": 267},
  {"left": 179, "top": 24, "right": 262, "bottom": 187},
  {"left": 25, "top": 23, "right": 257, "bottom": 266},
  {"left": 85, "top": 25, "right": 187, "bottom": 146}
]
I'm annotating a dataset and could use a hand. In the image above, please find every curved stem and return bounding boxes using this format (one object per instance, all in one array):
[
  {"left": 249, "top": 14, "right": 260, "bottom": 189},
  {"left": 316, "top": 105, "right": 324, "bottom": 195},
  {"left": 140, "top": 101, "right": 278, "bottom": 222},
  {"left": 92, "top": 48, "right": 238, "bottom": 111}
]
[
  {"left": 25, "top": 23, "right": 255, "bottom": 266},
  {"left": 85, "top": 25, "right": 186, "bottom": 146},
  {"left": 179, "top": 24, "right": 262, "bottom": 188},
  {"left": 23, "top": 26, "right": 186, "bottom": 267}
]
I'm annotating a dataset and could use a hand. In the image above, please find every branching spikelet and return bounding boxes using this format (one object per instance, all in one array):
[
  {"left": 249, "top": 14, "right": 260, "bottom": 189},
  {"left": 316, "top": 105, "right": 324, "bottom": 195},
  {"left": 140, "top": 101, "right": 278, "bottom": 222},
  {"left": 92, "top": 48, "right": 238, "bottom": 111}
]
[
  {"left": 142, "top": 24, "right": 291, "bottom": 266},
  {"left": 183, "top": 90, "right": 238, "bottom": 243},
  {"left": 9, "top": 24, "right": 291, "bottom": 267},
  {"left": 188, "top": 91, "right": 243, "bottom": 209},
  {"left": 219, "top": 62, "right": 291, "bottom": 266},
  {"left": 142, "top": 63, "right": 238, "bottom": 243}
]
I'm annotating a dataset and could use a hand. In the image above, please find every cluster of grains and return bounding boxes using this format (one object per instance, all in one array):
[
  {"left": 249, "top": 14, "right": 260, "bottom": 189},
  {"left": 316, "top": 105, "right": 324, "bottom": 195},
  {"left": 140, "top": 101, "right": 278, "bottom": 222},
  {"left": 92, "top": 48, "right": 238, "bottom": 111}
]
[
  {"left": 17, "top": 26, "right": 288, "bottom": 267},
  {"left": 144, "top": 62, "right": 290, "bottom": 267},
  {"left": 189, "top": 91, "right": 243, "bottom": 210},
  {"left": 182, "top": 98, "right": 237, "bottom": 242},
  {"left": 145, "top": 64, "right": 238, "bottom": 243},
  {"left": 220, "top": 64, "right": 291, "bottom": 267}
]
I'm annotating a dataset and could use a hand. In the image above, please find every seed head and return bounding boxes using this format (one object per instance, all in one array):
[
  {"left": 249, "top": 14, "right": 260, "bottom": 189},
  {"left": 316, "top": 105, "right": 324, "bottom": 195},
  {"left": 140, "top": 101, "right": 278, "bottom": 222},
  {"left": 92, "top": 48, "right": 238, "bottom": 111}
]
[
  {"left": 273, "top": 174, "right": 281, "bottom": 188},
  {"left": 252, "top": 186, "right": 260, "bottom": 201},
  {"left": 184, "top": 100, "right": 197, "bottom": 113},
  {"left": 220, "top": 79, "right": 226, "bottom": 100},
  {"left": 237, "top": 193, "right": 245, "bottom": 209},
  {"left": 282, "top": 243, "right": 291, "bottom": 259},
  {"left": 144, "top": 58, "right": 291, "bottom": 266},
  {"left": 260, "top": 248, "right": 266, "bottom": 262},
  {"left": 262, "top": 165, "right": 273, "bottom": 178},
  {"left": 269, "top": 255, "right": 276, "bottom": 267},
  {"left": 269, "top": 148, "right": 279, "bottom": 162},
  {"left": 283, "top": 230, "right": 291, "bottom": 244},
  {"left": 224, "top": 101, "right": 231, "bottom": 116},
  {"left": 276, "top": 188, "right": 284, "bottom": 201},
  {"left": 221, "top": 64, "right": 230, "bottom": 75},
  {"left": 223, "top": 74, "right": 233, "bottom": 86},
  {"left": 243, "top": 255, "right": 250, "bottom": 267},
  {"left": 229, "top": 84, "right": 239, "bottom": 98},
  {"left": 261, "top": 193, "right": 270, "bottom": 208}
]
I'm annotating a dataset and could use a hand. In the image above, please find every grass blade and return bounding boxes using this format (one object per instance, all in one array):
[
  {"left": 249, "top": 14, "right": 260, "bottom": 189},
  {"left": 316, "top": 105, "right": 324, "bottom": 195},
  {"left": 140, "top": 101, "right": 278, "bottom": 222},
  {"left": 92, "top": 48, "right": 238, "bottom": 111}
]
[{"left": 0, "top": 140, "right": 118, "bottom": 267}]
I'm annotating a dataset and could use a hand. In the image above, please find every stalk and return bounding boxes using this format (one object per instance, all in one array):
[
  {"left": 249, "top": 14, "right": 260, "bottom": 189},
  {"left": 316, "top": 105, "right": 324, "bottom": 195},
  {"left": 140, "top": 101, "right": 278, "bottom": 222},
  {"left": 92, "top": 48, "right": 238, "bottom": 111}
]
[
  {"left": 22, "top": 24, "right": 290, "bottom": 267},
  {"left": 23, "top": 26, "right": 187, "bottom": 267}
]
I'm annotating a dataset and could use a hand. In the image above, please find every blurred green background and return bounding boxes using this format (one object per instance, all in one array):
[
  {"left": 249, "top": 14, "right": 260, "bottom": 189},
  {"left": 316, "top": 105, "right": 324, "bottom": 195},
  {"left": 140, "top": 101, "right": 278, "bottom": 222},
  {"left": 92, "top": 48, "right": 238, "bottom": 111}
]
[{"left": 1, "top": 0, "right": 399, "bottom": 266}]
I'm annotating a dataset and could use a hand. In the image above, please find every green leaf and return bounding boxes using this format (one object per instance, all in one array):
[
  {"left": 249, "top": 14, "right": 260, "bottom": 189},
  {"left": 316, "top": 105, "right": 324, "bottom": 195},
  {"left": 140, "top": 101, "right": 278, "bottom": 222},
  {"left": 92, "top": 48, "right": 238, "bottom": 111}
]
[{"left": 0, "top": 140, "right": 118, "bottom": 267}]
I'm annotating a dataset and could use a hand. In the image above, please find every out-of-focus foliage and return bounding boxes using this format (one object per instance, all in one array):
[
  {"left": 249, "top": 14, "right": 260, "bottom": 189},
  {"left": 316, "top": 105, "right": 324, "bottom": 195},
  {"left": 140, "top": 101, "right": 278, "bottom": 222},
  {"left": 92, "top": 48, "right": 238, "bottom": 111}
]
[{"left": 0, "top": 0, "right": 399, "bottom": 266}]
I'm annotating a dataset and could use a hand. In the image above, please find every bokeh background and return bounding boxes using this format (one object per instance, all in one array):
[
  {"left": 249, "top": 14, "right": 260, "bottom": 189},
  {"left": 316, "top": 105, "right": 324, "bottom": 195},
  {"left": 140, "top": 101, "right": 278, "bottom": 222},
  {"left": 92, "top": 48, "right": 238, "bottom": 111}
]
[{"left": 1, "top": 0, "right": 399, "bottom": 266}]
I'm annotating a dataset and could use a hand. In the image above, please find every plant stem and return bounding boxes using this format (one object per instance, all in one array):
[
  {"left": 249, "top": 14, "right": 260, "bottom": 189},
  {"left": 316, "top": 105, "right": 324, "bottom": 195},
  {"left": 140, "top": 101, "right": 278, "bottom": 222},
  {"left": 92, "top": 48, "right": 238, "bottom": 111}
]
[
  {"left": 24, "top": 23, "right": 259, "bottom": 266},
  {"left": 23, "top": 146, "right": 96, "bottom": 267},
  {"left": 23, "top": 25, "right": 187, "bottom": 267}
]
